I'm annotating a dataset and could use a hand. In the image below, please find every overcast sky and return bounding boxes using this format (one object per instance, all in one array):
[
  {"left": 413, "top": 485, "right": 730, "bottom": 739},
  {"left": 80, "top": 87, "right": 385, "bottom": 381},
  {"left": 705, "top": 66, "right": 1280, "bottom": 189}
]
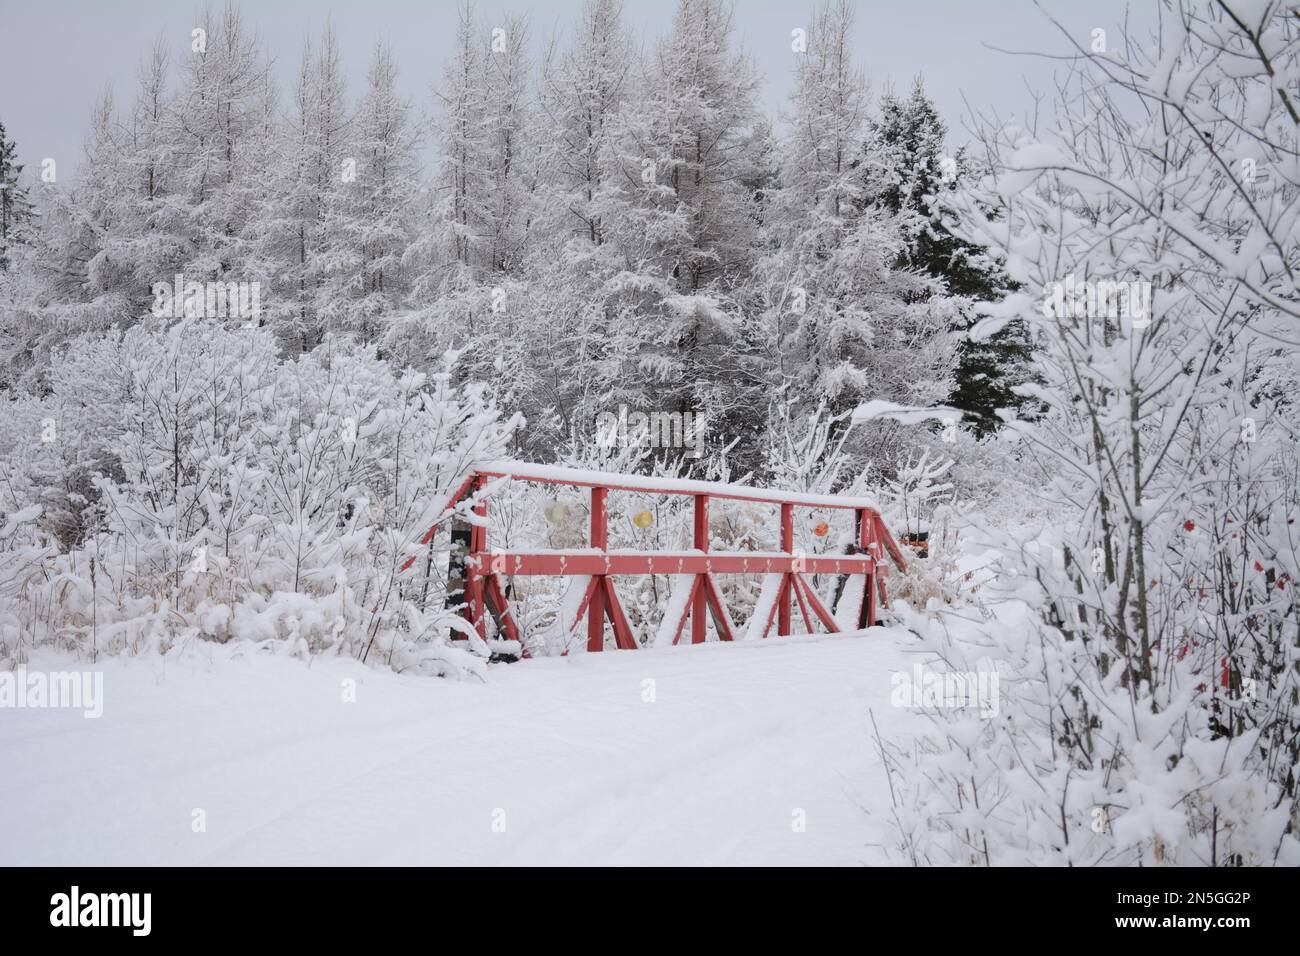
[{"left": 0, "top": 0, "right": 1150, "bottom": 177}]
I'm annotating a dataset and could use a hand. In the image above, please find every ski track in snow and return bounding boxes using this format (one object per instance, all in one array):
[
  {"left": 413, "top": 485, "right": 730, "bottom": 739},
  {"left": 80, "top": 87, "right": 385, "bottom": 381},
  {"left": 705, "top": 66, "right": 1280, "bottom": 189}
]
[{"left": 0, "top": 628, "right": 931, "bottom": 866}]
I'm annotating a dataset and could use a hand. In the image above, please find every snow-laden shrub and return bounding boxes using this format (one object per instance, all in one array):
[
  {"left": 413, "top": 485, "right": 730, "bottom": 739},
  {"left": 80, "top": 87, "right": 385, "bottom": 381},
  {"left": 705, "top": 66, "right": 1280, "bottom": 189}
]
[
  {"left": 886, "top": 486, "right": 1300, "bottom": 866},
  {"left": 881, "top": 0, "right": 1300, "bottom": 866},
  {"left": 0, "top": 506, "right": 52, "bottom": 659},
  {"left": 0, "top": 319, "right": 520, "bottom": 675},
  {"left": 888, "top": 510, "right": 964, "bottom": 610}
]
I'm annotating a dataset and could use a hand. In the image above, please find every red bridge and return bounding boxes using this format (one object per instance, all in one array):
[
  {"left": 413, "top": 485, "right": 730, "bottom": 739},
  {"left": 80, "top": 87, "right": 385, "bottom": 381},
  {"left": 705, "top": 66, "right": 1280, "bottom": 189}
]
[{"left": 401, "top": 461, "right": 908, "bottom": 655}]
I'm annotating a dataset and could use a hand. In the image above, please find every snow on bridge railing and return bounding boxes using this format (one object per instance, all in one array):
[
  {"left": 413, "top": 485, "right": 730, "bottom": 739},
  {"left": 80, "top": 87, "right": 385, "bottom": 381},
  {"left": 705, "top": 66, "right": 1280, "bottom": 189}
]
[
  {"left": 475, "top": 460, "right": 886, "bottom": 511},
  {"left": 400, "top": 459, "right": 907, "bottom": 656}
]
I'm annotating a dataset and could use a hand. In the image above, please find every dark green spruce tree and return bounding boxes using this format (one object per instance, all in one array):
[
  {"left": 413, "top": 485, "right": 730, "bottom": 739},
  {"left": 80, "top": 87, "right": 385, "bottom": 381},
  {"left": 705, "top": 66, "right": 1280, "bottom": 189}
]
[
  {"left": 863, "top": 79, "right": 1033, "bottom": 435},
  {"left": 0, "top": 121, "right": 35, "bottom": 272}
]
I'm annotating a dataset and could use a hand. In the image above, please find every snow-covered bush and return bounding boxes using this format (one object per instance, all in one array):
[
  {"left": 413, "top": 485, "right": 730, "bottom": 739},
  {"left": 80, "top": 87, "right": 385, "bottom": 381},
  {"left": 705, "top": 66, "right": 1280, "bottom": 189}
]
[
  {"left": 887, "top": 0, "right": 1300, "bottom": 866},
  {"left": 0, "top": 506, "right": 51, "bottom": 660},
  {"left": 0, "top": 319, "right": 519, "bottom": 675}
]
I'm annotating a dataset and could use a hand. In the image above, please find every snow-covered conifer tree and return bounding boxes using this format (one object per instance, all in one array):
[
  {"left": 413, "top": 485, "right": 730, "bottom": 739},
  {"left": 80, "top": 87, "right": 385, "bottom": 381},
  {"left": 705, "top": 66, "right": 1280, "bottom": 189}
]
[
  {"left": 755, "top": 1, "right": 957, "bottom": 468},
  {"left": 316, "top": 42, "right": 420, "bottom": 343}
]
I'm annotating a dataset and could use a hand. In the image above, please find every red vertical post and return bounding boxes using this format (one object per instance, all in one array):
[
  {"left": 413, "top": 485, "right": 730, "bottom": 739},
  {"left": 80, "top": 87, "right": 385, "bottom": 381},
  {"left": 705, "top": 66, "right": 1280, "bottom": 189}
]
[
  {"left": 468, "top": 475, "right": 488, "bottom": 640},
  {"left": 865, "top": 569, "right": 878, "bottom": 627},
  {"left": 588, "top": 486, "right": 608, "bottom": 651},
  {"left": 858, "top": 509, "right": 877, "bottom": 628},
  {"left": 590, "top": 486, "right": 609, "bottom": 551},
  {"left": 692, "top": 495, "right": 709, "bottom": 644},
  {"left": 779, "top": 502, "right": 794, "bottom": 636},
  {"left": 872, "top": 513, "right": 888, "bottom": 625}
]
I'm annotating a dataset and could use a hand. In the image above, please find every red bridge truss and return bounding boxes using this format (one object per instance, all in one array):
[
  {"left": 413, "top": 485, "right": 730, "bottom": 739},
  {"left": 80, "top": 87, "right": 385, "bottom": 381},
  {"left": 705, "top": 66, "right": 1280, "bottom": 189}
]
[{"left": 400, "top": 461, "right": 908, "bottom": 656}]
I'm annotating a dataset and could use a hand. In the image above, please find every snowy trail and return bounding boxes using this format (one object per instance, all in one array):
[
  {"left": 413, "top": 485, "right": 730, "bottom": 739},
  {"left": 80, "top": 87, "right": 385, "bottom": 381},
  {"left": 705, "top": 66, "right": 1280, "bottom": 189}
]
[{"left": 0, "top": 629, "right": 928, "bottom": 866}]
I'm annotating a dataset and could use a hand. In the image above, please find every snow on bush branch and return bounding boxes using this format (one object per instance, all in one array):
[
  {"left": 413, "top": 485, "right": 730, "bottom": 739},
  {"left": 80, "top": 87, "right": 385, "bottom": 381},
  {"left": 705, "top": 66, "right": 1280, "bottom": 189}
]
[
  {"left": 878, "top": 0, "right": 1300, "bottom": 866},
  {"left": 0, "top": 320, "right": 520, "bottom": 675}
]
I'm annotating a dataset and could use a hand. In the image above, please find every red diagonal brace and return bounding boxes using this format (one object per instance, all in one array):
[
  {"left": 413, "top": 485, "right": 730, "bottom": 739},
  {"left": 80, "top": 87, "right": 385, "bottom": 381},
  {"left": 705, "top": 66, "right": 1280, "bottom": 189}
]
[
  {"left": 672, "top": 576, "right": 704, "bottom": 646},
  {"left": 758, "top": 575, "right": 791, "bottom": 640},
  {"left": 794, "top": 574, "right": 838, "bottom": 633},
  {"left": 398, "top": 473, "right": 478, "bottom": 573},
  {"left": 701, "top": 572, "right": 735, "bottom": 642},
  {"left": 602, "top": 577, "right": 639, "bottom": 650},
  {"left": 484, "top": 574, "right": 522, "bottom": 646},
  {"left": 791, "top": 570, "right": 815, "bottom": 633}
]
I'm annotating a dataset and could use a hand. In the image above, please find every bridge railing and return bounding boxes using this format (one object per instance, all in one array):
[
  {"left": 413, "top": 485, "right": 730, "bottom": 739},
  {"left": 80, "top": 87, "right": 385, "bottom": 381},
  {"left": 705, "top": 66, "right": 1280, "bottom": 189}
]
[{"left": 400, "top": 460, "right": 908, "bottom": 654}]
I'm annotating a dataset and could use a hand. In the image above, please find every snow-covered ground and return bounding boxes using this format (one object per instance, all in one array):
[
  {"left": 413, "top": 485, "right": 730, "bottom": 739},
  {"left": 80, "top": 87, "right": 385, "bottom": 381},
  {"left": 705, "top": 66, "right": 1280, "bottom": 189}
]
[{"left": 0, "top": 629, "right": 928, "bottom": 866}]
